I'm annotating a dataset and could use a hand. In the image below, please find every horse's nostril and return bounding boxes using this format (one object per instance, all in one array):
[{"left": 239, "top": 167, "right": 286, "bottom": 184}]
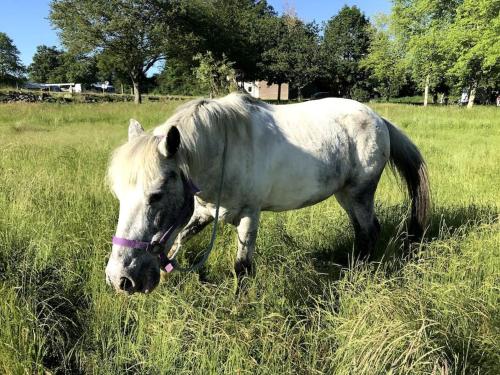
[{"left": 119, "top": 276, "right": 134, "bottom": 292}]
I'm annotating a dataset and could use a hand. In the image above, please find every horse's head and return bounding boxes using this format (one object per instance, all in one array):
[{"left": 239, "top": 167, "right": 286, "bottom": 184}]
[{"left": 105, "top": 119, "right": 194, "bottom": 294}]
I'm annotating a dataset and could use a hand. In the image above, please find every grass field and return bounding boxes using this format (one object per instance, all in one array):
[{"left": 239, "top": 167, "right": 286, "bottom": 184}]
[{"left": 0, "top": 101, "right": 498, "bottom": 374}]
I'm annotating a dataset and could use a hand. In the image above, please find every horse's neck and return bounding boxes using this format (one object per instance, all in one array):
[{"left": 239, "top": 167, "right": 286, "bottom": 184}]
[{"left": 181, "top": 125, "right": 227, "bottom": 201}]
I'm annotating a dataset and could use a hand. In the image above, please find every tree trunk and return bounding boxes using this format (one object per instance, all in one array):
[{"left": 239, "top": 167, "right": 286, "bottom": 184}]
[
  {"left": 298, "top": 87, "right": 302, "bottom": 102},
  {"left": 133, "top": 80, "right": 141, "bottom": 104},
  {"left": 467, "top": 81, "right": 477, "bottom": 108},
  {"left": 277, "top": 82, "right": 282, "bottom": 103},
  {"left": 423, "top": 75, "right": 430, "bottom": 107}
]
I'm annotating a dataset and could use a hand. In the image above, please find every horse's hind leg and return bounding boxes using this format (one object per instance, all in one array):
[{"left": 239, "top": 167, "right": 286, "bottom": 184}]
[{"left": 335, "top": 182, "right": 381, "bottom": 259}]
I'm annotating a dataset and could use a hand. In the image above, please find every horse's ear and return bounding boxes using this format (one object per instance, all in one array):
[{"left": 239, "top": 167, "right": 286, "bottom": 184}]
[
  {"left": 159, "top": 126, "right": 180, "bottom": 158},
  {"left": 128, "top": 119, "right": 144, "bottom": 141}
]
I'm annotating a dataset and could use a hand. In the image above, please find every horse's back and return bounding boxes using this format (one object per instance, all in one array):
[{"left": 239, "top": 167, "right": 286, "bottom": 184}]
[
  {"left": 271, "top": 98, "right": 383, "bottom": 138},
  {"left": 269, "top": 98, "right": 389, "bottom": 171}
]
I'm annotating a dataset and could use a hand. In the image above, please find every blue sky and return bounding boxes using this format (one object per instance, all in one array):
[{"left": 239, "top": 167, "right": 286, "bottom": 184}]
[
  {"left": 267, "top": 0, "right": 391, "bottom": 23},
  {"left": 2, "top": 0, "right": 392, "bottom": 67}
]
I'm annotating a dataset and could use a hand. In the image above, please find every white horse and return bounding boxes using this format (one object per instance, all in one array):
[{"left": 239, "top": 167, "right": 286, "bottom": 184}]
[{"left": 106, "top": 93, "right": 429, "bottom": 294}]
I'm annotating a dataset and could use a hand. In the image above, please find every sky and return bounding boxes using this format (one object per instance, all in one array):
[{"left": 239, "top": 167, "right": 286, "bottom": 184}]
[{"left": 2, "top": 0, "right": 392, "bottom": 67}]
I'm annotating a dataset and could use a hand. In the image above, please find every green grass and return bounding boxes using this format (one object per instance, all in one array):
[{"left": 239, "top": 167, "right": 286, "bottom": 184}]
[{"left": 0, "top": 102, "right": 498, "bottom": 374}]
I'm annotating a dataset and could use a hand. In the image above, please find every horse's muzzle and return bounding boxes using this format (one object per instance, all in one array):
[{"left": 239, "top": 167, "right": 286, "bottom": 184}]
[{"left": 105, "top": 250, "right": 161, "bottom": 294}]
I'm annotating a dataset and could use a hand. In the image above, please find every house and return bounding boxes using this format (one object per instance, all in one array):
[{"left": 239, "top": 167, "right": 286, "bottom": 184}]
[{"left": 241, "top": 80, "right": 289, "bottom": 100}]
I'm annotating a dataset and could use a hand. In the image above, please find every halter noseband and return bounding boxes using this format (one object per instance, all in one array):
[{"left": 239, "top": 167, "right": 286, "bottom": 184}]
[{"left": 112, "top": 176, "right": 199, "bottom": 273}]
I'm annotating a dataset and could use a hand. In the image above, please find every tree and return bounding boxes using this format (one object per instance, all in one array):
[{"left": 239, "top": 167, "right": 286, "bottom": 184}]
[
  {"left": 156, "top": 58, "right": 204, "bottom": 96},
  {"left": 259, "top": 16, "right": 292, "bottom": 101},
  {"left": 360, "top": 16, "right": 407, "bottom": 101},
  {"left": 28, "top": 45, "right": 63, "bottom": 83},
  {"left": 446, "top": 0, "right": 500, "bottom": 107},
  {"left": 29, "top": 45, "right": 98, "bottom": 84},
  {"left": 201, "top": 0, "right": 277, "bottom": 81},
  {"left": 166, "top": 0, "right": 277, "bottom": 84},
  {"left": 322, "top": 6, "right": 371, "bottom": 98},
  {"left": 50, "top": 0, "right": 175, "bottom": 104},
  {"left": 391, "top": 0, "right": 462, "bottom": 105},
  {"left": 193, "top": 51, "right": 237, "bottom": 98},
  {"left": 0, "top": 32, "right": 25, "bottom": 85},
  {"left": 61, "top": 53, "right": 98, "bottom": 85},
  {"left": 391, "top": 0, "right": 499, "bottom": 107},
  {"left": 261, "top": 15, "right": 320, "bottom": 101},
  {"left": 406, "top": 29, "right": 452, "bottom": 105}
]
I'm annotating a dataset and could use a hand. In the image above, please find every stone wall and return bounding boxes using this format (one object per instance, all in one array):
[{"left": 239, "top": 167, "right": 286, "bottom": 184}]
[{"left": 0, "top": 91, "right": 191, "bottom": 104}]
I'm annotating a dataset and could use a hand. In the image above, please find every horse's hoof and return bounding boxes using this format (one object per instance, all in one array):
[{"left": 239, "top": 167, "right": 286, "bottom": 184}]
[{"left": 234, "top": 259, "right": 253, "bottom": 278}]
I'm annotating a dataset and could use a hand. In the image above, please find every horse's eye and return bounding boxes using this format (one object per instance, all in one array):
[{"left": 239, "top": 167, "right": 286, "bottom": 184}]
[{"left": 149, "top": 193, "right": 163, "bottom": 204}]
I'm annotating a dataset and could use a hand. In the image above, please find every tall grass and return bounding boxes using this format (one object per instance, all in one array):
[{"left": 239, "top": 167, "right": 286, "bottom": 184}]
[{"left": 0, "top": 102, "right": 498, "bottom": 374}]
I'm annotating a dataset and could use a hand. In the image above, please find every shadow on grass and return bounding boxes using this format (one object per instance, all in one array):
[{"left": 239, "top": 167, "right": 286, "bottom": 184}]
[
  {"left": 241, "top": 203, "right": 498, "bottom": 315},
  {"left": 304, "top": 203, "right": 498, "bottom": 276},
  {"left": 177, "top": 203, "right": 498, "bottom": 305},
  {"left": 0, "top": 236, "right": 90, "bottom": 374},
  {"left": 28, "top": 264, "right": 89, "bottom": 374}
]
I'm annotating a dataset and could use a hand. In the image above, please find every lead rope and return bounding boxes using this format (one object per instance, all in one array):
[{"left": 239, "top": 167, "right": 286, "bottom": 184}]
[{"left": 168, "top": 127, "right": 227, "bottom": 272}]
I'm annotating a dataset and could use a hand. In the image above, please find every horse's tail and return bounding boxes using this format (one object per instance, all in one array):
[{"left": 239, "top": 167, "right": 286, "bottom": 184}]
[{"left": 384, "top": 119, "right": 430, "bottom": 240}]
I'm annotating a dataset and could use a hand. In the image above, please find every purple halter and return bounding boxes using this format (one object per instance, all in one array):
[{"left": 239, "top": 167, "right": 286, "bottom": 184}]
[{"left": 112, "top": 176, "right": 199, "bottom": 273}]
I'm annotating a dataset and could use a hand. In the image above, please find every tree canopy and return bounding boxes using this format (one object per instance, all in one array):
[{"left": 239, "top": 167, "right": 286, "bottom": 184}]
[
  {"left": 29, "top": 45, "right": 98, "bottom": 84},
  {"left": 28, "top": 45, "right": 63, "bottom": 83},
  {"left": 192, "top": 51, "right": 237, "bottom": 98},
  {"left": 260, "top": 16, "right": 320, "bottom": 100},
  {"left": 446, "top": 0, "right": 500, "bottom": 94},
  {"left": 377, "top": 0, "right": 500, "bottom": 106},
  {"left": 9, "top": 0, "right": 490, "bottom": 105},
  {"left": 50, "top": 0, "right": 176, "bottom": 103},
  {"left": 0, "top": 32, "right": 25, "bottom": 84},
  {"left": 322, "top": 6, "right": 371, "bottom": 98},
  {"left": 360, "top": 15, "right": 407, "bottom": 100}
]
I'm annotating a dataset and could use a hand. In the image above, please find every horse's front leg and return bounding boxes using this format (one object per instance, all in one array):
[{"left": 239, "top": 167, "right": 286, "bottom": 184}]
[
  {"left": 235, "top": 208, "right": 261, "bottom": 278},
  {"left": 168, "top": 207, "right": 213, "bottom": 258}
]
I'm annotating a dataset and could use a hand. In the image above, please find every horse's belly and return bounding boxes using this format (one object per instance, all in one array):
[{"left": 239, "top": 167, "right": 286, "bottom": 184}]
[
  {"left": 261, "top": 189, "right": 334, "bottom": 211},
  {"left": 261, "top": 159, "right": 343, "bottom": 211}
]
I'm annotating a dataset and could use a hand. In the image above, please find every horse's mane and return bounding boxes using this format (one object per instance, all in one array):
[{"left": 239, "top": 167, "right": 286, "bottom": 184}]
[
  {"left": 158, "top": 93, "right": 269, "bottom": 169},
  {"left": 108, "top": 93, "right": 269, "bottom": 193},
  {"left": 108, "top": 134, "right": 163, "bottom": 195}
]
